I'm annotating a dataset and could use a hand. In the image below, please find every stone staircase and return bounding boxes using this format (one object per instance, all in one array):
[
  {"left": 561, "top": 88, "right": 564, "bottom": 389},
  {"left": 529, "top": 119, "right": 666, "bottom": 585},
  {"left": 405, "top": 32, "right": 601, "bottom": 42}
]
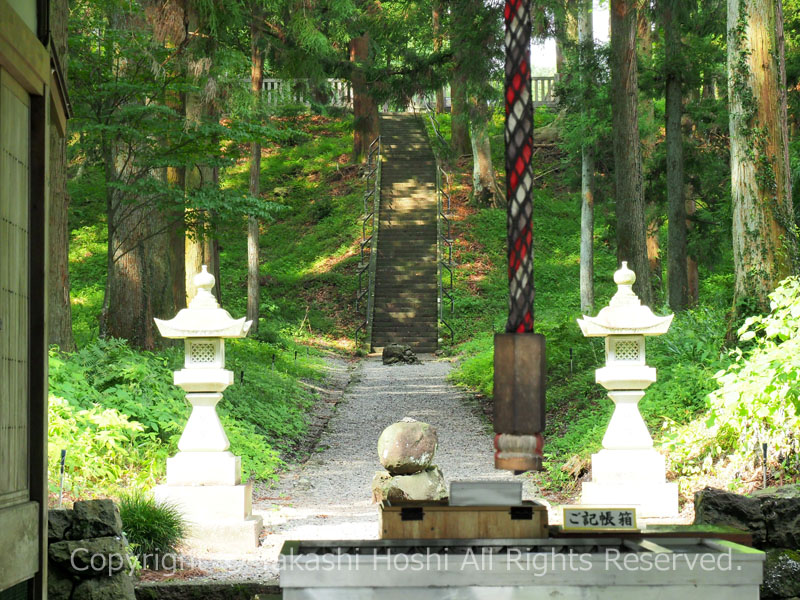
[{"left": 371, "top": 114, "right": 438, "bottom": 353}]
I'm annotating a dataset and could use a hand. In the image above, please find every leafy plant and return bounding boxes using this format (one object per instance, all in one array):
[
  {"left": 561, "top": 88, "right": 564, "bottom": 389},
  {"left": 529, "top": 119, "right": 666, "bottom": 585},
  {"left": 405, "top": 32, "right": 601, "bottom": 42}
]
[
  {"left": 119, "top": 490, "right": 187, "bottom": 570},
  {"left": 660, "top": 277, "right": 800, "bottom": 493}
]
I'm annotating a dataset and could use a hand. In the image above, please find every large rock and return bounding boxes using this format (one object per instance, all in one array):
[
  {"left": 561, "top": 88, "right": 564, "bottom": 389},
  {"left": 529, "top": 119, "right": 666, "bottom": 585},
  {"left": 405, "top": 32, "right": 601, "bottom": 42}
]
[
  {"left": 49, "top": 537, "right": 130, "bottom": 576},
  {"left": 382, "top": 344, "right": 418, "bottom": 365},
  {"left": 47, "top": 567, "right": 76, "bottom": 600},
  {"left": 378, "top": 419, "right": 437, "bottom": 475},
  {"left": 761, "top": 549, "right": 800, "bottom": 599},
  {"left": 72, "top": 500, "right": 123, "bottom": 539},
  {"left": 694, "top": 485, "right": 800, "bottom": 549},
  {"left": 73, "top": 573, "right": 135, "bottom": 600},
  {"left": 49, "top": 509, "right": 74, "bottom": 542},
  {"left": 372, "top": 466, "right": 448, "bottom": 503},
  {"left": 753, "top": 484, "right": 800, "bottom": 549},
  {"left": 693, "top": 487, "right": 766, "bottom": 546}
]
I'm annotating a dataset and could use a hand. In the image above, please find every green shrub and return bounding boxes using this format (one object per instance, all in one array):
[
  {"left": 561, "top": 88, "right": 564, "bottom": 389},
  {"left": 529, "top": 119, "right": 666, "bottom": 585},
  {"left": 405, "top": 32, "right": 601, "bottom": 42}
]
[
  {"left": 660, "top": 277, "right": 800, "bottom": 493},
  {"left": 119, "top": 490, "right": 187, "bottom": 570},
  {"left": 48, "top": 336, "right": 322, "bottom": 497},
  {"left": 48, "top": 396, "right": 152, "bottom": 497}
]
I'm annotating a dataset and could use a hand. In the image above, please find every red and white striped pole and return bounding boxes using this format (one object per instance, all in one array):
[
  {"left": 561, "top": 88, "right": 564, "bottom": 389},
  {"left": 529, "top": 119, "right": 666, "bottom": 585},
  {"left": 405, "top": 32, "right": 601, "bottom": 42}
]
[{"left": 493, "top": 0, "right": 546, "bottom": 472}]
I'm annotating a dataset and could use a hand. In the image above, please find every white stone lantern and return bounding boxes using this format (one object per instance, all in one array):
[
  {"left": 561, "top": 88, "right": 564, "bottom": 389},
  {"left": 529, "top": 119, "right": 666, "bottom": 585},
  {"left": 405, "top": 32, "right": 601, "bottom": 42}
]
[
  {"left": 153, "top": 266, "right": 262, "bottom": 551},
  {"left": 577, "top": 262, "right": 678, "bottom": 517}
]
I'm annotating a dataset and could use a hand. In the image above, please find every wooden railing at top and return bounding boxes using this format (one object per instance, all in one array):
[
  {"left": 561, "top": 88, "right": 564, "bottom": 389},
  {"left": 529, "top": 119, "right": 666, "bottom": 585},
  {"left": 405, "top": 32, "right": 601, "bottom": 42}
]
[
  {"left": 259, "top": 76, "right": 556, "bottom": 110},
  {"left": 410, "top": 76, "right": 558, "bottom": 111},
  {"left": 531, "top": 76, "right": 558, "bottom": 108},
  {"left": 261, "top": 78, "right": 352, "bottom": 108}
]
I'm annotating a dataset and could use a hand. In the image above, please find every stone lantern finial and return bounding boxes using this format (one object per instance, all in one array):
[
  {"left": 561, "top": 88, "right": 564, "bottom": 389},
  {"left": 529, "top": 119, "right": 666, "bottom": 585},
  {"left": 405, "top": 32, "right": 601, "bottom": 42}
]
[
  {"left": 613, "top": 261, "right": 635, "bottom": 285},
  {"left": 578, "top": 262, "right": 672, "bottom": 336},
  {"left": 190, "top": 265, "right": 218, "bottom": 309}
]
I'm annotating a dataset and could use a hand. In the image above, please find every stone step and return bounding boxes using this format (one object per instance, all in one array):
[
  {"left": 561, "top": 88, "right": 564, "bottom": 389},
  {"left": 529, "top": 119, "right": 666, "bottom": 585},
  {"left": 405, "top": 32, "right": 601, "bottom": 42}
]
[
  {"left": 374, "top": 289, "right": 438, "bottom": 296},
  {"left": 372, "top": 316, "right": 438, "bottom": 325},
  {"left": 375, "top": 312, "right": 438, "bottom": 321},
  {"left": 378, "top": 298, "right": 437, "bottom": 308},
  {"left": 372, "top": 337, "right": 438, "bottom": 345}
]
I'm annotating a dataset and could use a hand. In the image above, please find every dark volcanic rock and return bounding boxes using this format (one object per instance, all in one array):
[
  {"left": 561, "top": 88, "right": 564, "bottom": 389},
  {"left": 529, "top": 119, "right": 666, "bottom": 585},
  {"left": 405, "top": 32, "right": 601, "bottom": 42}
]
[
  {"left": 761, "top": 549, "right": 800, "bottom": 599},
  {"left": 753, "top": 485, "right": 800, "bottom": 549},
  {"left": 71, "top": 500, "right": 123, "bottom": 540},
  {"left": 382, "top": 344, "right": 419, "bottom": 365},
  {"left": 694, "top": 487, "right": 766, "bottom": 546},
  {"left": 48, "top": 509, "right": 74, "bottom": 542}
]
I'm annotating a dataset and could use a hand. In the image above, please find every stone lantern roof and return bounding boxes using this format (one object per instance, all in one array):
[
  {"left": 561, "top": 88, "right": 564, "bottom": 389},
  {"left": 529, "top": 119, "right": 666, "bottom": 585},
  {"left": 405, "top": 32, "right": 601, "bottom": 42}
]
[
  {"left": 154, "top": 266, "right": 253, "bottom": 338},
  {"left": 577, "top": 262, "right": 673, "bottom": 337}
]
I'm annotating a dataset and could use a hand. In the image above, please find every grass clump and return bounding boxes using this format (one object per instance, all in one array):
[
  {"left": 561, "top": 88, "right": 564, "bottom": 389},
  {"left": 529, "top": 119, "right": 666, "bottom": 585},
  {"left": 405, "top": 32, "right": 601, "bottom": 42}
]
[{"left": 119, "top": 490, "right": 187, "bottom": 570}]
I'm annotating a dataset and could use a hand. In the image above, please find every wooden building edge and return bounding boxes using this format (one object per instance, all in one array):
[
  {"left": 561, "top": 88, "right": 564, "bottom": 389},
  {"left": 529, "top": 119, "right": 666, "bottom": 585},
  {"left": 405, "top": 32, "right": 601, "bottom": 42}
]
[{"left": 1, "top": 0, "right": 71, "bottom": 597}]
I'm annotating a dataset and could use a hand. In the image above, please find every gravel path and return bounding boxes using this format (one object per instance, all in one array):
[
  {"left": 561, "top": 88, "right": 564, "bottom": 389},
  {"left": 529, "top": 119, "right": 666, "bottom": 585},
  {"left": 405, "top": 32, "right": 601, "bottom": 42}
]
[{"left": 170, "top": 355, "right": 539, "bottom": 583}]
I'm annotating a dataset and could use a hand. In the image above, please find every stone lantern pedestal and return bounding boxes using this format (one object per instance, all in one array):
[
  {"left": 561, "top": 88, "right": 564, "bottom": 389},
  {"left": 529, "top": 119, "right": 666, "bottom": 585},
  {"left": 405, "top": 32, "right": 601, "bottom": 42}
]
[
  {"left": 153, "top": 266, "right": 263, "bottom": 551},
  {"left": 577, "top": 263, "right": 678, "bottom": 518}
]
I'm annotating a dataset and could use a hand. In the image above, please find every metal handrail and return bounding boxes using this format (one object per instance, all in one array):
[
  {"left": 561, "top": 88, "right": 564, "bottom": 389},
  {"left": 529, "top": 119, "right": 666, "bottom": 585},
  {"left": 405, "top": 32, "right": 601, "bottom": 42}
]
[
  {"left": 436, "top": 164, "right": 455, "bottom": 344},
  {"left": 355, "top": 136, "right": 381, "bottom": 348},
  {"left": 426, "top": 103, "right": 455, "bottom": 345}
]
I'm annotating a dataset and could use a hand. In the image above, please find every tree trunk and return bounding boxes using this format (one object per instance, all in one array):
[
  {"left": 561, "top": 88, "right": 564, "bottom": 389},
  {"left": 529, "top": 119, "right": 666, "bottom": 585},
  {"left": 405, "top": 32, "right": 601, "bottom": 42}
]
[
  {"left": 611, "top": 0, "right": 653, "bottom": 305},
  {"left": 433, "top": 0, "right": 445, "bottom": 113},
  {"left": 47, "top": 0, "right": 74, "bottom": 351},
  {"left": 728, "top": 0, "right": 798, "bottom": 312},
  {"left": 686, "top": 193, "right": 699, "bottom": 305},
  {"left": 350, "top": 33, "right": 379, "bottom": 161},
  {"left": 184, "top": 91, "right": 221, "bottom": 304},
  {"left": 166, "top": 164, "right": 186, "bottom": 312},
  {"left": 664, "top": 0, "right": 688, "bottom": 312},
  {"left": 646, "top": 206, "right": 661, "bottom": 287},
  {"left": 556, "top": 1, "right": 577, "bottom": 77},
  {"left": 166, "top": 82, "right": 186, "bottom": 313},
  {"left": 578, "top": 0, "right": 594, "bottom": 314},
  {"left": 469, "top": 97, "right": 499, "bottom": 205},
  {"left": 450, "top": 72, "right": 471, "bottom": 157},
  {"left": 102, "top": 149, "right": 176, "bottom": 350},
  {"left": 637, "top": 5, "right": 660, "bottom": 290},
  {"left": 247, "top": 19, "right": 263, "bottom": 333},
  {"left": 637, "top": 7, "right": 655, "bottom": 162}
]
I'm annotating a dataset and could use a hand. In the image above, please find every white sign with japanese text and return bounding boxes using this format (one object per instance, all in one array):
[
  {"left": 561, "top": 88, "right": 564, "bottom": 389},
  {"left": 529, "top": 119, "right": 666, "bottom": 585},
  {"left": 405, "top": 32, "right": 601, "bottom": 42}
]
[{"left": 561, "top": 506, "right": 639, "bottom": 532}]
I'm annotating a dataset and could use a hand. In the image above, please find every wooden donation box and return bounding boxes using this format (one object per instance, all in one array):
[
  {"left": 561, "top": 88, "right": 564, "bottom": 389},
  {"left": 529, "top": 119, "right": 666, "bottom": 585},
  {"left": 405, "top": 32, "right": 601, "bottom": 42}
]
[{"left": 379, "top": 481, "right": 548, "bottom": 539}]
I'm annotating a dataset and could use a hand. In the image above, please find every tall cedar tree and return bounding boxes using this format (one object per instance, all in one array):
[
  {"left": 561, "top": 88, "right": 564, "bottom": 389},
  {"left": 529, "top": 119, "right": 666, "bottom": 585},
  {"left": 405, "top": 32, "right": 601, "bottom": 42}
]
[
  {"left": 578, "top": 0, "right": 595, "bottom": 313},
  {"left": 247, "top": 8, "right": 264, "bottom": 333},
  {"left": 610, "top": 0, "right": 653, "bottom": 305},
  {"left": 663, "top": 0, "right": 689, "bottom": 311},
  {"left": 48, "top": 0, "right": 75, "bottom": 350},
  {"left": 351, "top": 32, "right": 380, "bottom": 161},
  {"left": 728, "top": 0, "right": 798, "bottom": 312}
]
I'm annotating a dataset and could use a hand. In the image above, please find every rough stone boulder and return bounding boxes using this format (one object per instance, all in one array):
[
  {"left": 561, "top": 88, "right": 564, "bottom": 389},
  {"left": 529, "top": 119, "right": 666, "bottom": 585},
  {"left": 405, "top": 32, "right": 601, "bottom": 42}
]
[
  {"left": 382, "top": 343, "right": 419, "bottom": 365},
  {"left": 48, "top": 509, "right": 74, "bottom": 542},
  {"left": 48, "top": 500, "right": 135, "bottom": 600},
  {"left": 378, "top": 418, "right": 437, "bottom": 475},
  {"left": 694, "top": 487, "right": 766, "bottom": 546},
  {"left": 761, "top": 549, "right": 800, "bottom": 599},
  {"left": 49, "top": 537, "right": 130, "bottom": 576},
  {"left": 71, "top": 499, "right": 123, "bottom": 539},
  {"left": 372, "top": 466, "right": 448, "bottom": 503},
  {"left": 73, "top": 573, "right": 136, "bottom": 600},
  {"left": 694, "top": 485, "right": 800, "bottom": 549},
  {"left": 752, "top": 484, "right": 800, "bottom": 549}
]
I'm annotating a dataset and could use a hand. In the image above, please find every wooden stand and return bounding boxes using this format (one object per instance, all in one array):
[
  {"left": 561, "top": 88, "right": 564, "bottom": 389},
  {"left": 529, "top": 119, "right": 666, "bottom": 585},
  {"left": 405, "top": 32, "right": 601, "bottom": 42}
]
[{"left": 379, "top": 501, "right": 548, "bottom": 540}]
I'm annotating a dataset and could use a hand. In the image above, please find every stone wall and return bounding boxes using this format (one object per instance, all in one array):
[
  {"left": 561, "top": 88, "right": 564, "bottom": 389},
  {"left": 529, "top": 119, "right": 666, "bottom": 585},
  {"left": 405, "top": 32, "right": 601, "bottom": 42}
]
[
  {"left": 695, "top": 485, "right": 800, "bottom": 599},
  {"left": 48, "top": 499, "right": 136, "bottom": 600}
]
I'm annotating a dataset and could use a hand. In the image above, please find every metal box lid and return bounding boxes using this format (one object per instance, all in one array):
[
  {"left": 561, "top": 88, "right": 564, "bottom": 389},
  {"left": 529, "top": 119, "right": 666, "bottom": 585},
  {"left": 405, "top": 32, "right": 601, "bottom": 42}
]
[{"left": 449, "top": 480, "right": 523, "bottom": 506}]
